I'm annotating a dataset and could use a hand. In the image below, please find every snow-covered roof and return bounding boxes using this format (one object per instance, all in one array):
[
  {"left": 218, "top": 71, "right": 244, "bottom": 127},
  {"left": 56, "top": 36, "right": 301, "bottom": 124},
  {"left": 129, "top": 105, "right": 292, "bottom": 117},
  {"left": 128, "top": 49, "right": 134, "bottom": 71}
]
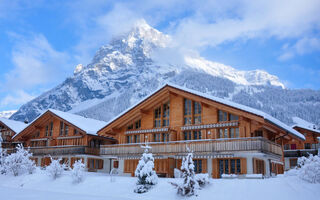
[
  {"left": 13, "top": 109, "right": 108, "bottom": 138},
  {"left": 292, "top": 117, "right": 320, "bottom": 134},
  {"left": 100, "top": 83, "right": 305, "bottom": 140},
  {"left": 0, "top": 118, "right": 28, "bottom": 134}
]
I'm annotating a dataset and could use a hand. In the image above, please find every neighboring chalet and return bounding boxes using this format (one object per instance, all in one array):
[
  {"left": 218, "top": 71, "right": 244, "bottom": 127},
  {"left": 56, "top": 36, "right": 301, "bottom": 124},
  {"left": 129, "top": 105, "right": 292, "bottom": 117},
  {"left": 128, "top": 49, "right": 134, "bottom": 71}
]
[
  {"left": 283, "top": 117, "right": 320, "bottom": 170},
  {"left": 0, "top": 118, "right": 27, "bottom": 149},
  {"left": 13, "top": 109, "right": 116, "bottom": 171},
  {"left": 97, "top": 83, "right": 305, "bottom": 178}
]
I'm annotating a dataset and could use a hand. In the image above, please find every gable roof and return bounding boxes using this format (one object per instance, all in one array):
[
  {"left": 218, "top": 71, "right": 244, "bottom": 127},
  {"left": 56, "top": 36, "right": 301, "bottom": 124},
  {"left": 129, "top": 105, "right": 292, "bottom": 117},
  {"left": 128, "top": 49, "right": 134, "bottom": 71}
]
[
  {"left": 13, "top": 109, "right": 108, "bottom": 139},
  {"left": 291, "top": 117, "right": 320, "bottom": 134},
  {"left": 99, "top": 83, "right": 305, "bottom": 140},
  {"left": 0, "top": 118, "right": 28, "bottom": 134}
]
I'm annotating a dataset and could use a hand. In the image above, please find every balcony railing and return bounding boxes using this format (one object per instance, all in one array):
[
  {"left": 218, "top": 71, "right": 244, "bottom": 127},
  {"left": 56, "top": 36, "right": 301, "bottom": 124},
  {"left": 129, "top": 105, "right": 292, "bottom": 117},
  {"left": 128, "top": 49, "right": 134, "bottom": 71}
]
[
  {"left": 100, "top": 137, "right": 282, "bottom": 157},
  {"left": 284, "top": 149, "right": 318, "bottom": 157}
]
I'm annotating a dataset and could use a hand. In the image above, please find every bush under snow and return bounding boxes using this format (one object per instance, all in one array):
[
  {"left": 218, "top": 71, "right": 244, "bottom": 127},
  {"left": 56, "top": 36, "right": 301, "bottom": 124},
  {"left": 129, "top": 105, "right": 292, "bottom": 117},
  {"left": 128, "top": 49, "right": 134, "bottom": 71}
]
[
  {"left": 46, "top": 157, "right": 65, "bottom": 180},
  {"left": 3, "top": 144, "right": 36, "bottom": 176},
  {"left": 134, "top": 145, "right": 158, "bottom": 193},
  {"left": 71, "top": 159, "right": 85, "bottom": 183},
  {"left": 195, "top": 173, "right": 210, "bottom": 187},
  {"left": 296, "top": 154, "right": 320, "bottom": 183}
]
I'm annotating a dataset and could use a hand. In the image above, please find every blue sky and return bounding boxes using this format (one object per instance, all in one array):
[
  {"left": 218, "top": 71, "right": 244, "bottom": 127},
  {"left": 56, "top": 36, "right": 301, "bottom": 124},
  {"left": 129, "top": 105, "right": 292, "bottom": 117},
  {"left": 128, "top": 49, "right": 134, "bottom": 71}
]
[{"left": 0, "top": 0, "right": 320, "bottom": 112}]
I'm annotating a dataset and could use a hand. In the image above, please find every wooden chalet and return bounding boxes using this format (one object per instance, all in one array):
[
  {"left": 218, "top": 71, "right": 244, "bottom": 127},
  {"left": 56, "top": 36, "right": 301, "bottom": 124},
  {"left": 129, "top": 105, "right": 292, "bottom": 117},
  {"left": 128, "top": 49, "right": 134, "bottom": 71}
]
[
  {"left": 0, "top": 118, "right": 27, "bottom": 150},
  {"left": 13, "top": 109, "right": 116, "bottom": 172},
  {"left": 97, "top": 83, "right": 305, "bottom": 178},
  {"left": 283, "top": 123, "right": 320, "bottom": 170}
]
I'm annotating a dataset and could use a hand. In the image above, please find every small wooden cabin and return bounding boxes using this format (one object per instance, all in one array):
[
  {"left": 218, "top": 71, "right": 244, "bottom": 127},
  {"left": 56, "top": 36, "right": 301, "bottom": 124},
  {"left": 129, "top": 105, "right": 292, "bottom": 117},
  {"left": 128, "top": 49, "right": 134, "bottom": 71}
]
[
  {"left": 98, "top": 84, "right": 305, "bottom": 178},
  {"left": 283, "top": 123, "right": 320, "bottom": 170},
  {"left": 0, "top": 118, "right": 27, "bottom": 150},
  {"left": 13, "top": 109, "right": 116, "bottom": 172}
]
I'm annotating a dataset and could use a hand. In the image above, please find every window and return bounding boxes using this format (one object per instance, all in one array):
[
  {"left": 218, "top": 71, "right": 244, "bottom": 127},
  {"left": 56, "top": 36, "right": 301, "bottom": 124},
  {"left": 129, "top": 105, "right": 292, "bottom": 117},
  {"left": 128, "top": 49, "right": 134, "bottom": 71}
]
[
  {"left": 162, "top": 133, "right": 169, "bottom": 142},
  {"left": 134, "top": 135, "right": 140, "bottom": 143},
  {"left": 254, "top": 130, "right": 263, "bottom": 137},
  {"left": 219, "top": 159, "right": 241, "bottom": 176},
  {"left": 74, "top": 129, "right": 78, "bottom": 135},
  {"left": 193, "top": 130, "right": 202, "bottom": 140},
  {"left": 194, "top": 102, "right": 201, "bottom": 124},
  {"left": 153, "top": 133, "right": 161, "bottom": 142},
  {"left": 289, "top": 158, "right": 297, "bottom": 168},
  {"left": 65, "top": 125, "right": 69, "bottom": 136},
  {"left": 230, "top": 128, "right": 239, "bottom": 138},
  {"left": 49, "top": 122, "right": 53, "bottom": 136},
  {"left": 290, "top": 144, "right": 297, "bottom": 150},
  {"left": 229, "top": 113, "right": 239, "bottom": 121},
  {"left": 184, "top": 131, "right": 192, "bottom": 140},
  {"left": 45, "top": 125, "right": 49, "bottom": 136},
  {"left": 194, "top": 160, "right": 202, "bottom": 173},
  {"left": 184, "top": 99, "right": 202, "bottom": 125},
  {"left": 135, "top": 120, "right": 141, "bottom": 129},
  {"left": 218, "top": 110, "right": 228, "bottom": 122},
  {"left": 154, "top": 107, "right": 161, "bottom": 128},
  {"left": 284, "top": 144, "right": 290, "bottom": 150},
  {"left": 127, "top": 135, "right": 140, "bottom": 143},
  {"left": 60, "top": 121, "right": 64, "bottom": 136},
  {"left": 163, "top": 102, "right": 170, "bottom": 127},
  {"left": 304, "top": 143, "right": 311, "bottom": 149},
  {"left": 219, "top": 128, "right": 228, "bottom": 138},
  {"left": 127, "top": 124, "right": 133, "bottom": 130},
  {"left": 184, "top": 99, "right": 192, "bottom": 125}
]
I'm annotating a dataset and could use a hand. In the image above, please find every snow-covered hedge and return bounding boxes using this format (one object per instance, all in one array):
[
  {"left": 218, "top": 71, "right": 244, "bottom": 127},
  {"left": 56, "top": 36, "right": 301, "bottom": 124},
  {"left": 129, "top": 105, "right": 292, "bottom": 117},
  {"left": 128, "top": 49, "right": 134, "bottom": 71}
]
[
  {"left": 71, "top": 159, "right": 85, "bottom": 183},
  {"left": 46, "top": 157, "right": 65, "bottom": 180},
  {"left": 2, "top": 144, "right": 36, "bottom": 176},
  {"left": 195, "top": 173, "right": 210, "bottom": 186},
  {"left": 296, "top": 154, "right": 320, "bottom": 183}
]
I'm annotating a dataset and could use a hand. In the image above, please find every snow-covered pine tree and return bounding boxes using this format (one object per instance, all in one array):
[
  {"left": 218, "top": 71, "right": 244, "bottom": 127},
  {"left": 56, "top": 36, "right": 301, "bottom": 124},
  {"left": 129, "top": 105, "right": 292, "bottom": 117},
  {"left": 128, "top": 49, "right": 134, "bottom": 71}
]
[
  {"left": 172, "top": 147, "right": 199, "bottom": 196},
  {"left": 46, "top": 157, "right": 65, "bottom": 179},
  {"left": 134, "top": 144, "right": 158, "bottom": 193},
  {"left": 71, "top": 159, "right": 85, "bottom": 183},
  {"left": 0, "top": 135, "right": 7, "bottom": 174},
  {"left": 4, "top": 144, "right": 35, "bottom": 176}
]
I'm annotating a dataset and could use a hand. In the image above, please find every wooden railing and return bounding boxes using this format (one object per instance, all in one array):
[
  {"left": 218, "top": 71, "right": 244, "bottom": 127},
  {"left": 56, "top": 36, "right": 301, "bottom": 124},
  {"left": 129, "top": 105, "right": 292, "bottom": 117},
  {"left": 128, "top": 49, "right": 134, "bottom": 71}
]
[
  {"left": 100, "top": 137, "right": 282, "bottom": 156},
  {"left": 29, "top": 146, "right": 86, "bottom": 156},
  {"left": 3, "top": 146, "right": 101, "bottom": 156}
]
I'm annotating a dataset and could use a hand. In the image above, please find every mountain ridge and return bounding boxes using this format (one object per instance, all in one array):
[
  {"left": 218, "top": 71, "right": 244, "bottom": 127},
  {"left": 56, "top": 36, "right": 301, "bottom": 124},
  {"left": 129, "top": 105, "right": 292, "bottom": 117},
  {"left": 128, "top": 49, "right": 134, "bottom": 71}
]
[{"left": 10, "top": 20, "right": 320, "bottom": 127}]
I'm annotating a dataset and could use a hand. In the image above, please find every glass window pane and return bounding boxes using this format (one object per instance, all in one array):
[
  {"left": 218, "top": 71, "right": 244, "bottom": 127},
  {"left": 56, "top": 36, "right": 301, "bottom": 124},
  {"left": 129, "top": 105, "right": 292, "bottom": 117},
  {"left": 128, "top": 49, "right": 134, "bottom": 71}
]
[
  {"left": 224, "top": 160, "right": 229, "bottom": 174},
  {"left": 219, "top": 160, "right": 224, "bottom": 176},
  {"left": 231, "top": 159, "right": 235, "bottom": 173},
  {"left": 236, "top": 159, "right": 241, "bottom": 173},
  {"left": 224, "top": 129, "right": 228, "bottom": 138}
]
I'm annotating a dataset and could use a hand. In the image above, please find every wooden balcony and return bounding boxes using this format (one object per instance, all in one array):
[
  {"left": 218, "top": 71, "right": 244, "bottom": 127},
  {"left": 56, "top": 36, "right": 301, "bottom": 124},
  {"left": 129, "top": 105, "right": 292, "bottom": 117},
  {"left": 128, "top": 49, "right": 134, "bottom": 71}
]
[
  {"left": 100, "top": 137, "right": 282, "bottom": 157},
  {"left": 284, "top": 149, "right": 318, "bottom": 157}
]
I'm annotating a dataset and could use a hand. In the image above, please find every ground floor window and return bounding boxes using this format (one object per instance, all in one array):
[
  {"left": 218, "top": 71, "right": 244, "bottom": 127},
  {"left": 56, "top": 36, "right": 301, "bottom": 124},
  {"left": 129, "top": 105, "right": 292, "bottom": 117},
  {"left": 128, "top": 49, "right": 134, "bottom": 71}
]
[
  {"left": 183, "top": 130, "right": 202, "bottom": 140},
  {"left": 218, "top": 159, "right": 241, "bottom": 176},
  {"left": 88, "top": 158, "right": 103, "bottom": 170},
  {"left": 289, "top": 158, "right": 297, "bottom": 168},
  {"left": 194, "top": 159, "right": 203, "bottom": 173},
  {"left": 253, "top": 158, "right": 265, "bottom": 174}
]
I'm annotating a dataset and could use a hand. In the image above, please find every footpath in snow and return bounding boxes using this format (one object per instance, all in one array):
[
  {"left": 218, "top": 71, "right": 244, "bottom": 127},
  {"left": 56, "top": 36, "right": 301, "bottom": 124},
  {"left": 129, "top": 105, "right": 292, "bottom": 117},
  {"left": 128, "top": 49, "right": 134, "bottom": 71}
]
[{"left": 0, "top": 170, "right": 319, "bottom": 200}]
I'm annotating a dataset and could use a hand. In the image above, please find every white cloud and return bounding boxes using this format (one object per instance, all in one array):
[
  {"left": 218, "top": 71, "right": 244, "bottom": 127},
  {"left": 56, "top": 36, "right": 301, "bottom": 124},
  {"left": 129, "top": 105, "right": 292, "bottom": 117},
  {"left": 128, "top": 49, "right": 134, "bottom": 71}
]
[
  {"left": 3, "top": 33, "right": 71, "bottom": 90},
  {"left": 278, "top": 37, "right": 320, "bottom": 61},
  {"left": 0, "top": 90, "right": 35, "bottom": 107}
]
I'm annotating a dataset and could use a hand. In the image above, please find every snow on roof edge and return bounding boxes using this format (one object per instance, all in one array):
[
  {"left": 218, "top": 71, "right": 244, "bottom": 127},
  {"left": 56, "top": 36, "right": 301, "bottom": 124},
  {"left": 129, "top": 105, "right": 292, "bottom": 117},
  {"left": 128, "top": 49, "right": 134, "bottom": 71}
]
[{"left": 0, "top": 118, "right": 28, "bottom": 134}]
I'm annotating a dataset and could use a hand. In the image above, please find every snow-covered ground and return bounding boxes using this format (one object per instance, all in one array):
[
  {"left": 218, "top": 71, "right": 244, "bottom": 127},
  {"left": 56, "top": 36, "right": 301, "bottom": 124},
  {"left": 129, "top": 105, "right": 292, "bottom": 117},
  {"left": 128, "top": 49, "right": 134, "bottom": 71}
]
[{"left": 0, "top": 170, "right": 319, "bottom": 200}]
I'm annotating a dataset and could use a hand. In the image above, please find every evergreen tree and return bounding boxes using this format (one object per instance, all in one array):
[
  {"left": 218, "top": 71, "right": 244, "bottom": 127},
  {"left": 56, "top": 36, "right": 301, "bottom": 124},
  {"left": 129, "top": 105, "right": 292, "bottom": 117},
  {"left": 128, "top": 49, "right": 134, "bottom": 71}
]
[
  {"left": 134, "top": 144, "right": 158, "bottom": 193},
  {"left": 172, "top": 147, "right": 199, "bottom": 196}
]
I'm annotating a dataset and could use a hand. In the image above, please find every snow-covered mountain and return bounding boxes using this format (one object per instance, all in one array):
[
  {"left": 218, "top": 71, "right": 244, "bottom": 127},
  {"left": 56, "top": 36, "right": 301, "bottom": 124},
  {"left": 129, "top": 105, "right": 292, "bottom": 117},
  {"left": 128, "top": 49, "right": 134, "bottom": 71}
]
[
  {"left": 10, "top": 20, "right": 320, "bottom": 126},
  {"left": 0, "top": 110, "right": 17, "bottom": 119}
]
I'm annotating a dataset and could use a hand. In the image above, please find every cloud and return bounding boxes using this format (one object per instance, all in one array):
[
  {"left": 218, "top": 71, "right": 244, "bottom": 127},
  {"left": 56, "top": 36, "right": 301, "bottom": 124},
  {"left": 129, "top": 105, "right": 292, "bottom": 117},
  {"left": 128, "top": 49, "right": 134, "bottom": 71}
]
[
  {"left": 0, "top": 90, "right": 35, "bottom": 107},
  {"left": 3, "top": 33, "right": 71, "bottom": 90},
  {"left": 278, "top": 37, "right": 320, "bottom": 61}
]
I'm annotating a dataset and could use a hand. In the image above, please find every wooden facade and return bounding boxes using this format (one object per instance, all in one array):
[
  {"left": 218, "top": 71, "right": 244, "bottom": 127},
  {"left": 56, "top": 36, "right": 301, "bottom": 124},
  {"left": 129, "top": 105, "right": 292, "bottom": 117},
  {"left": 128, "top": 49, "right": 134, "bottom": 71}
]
[
  {"left": 98, "top": 84, "right": 304, "bottom": 178},
  {"left": 12, "top": 110, "right": 116, "bottom": 171},
  {"left": 283, "top": 126, "right": 320, "bottom": 169}
]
